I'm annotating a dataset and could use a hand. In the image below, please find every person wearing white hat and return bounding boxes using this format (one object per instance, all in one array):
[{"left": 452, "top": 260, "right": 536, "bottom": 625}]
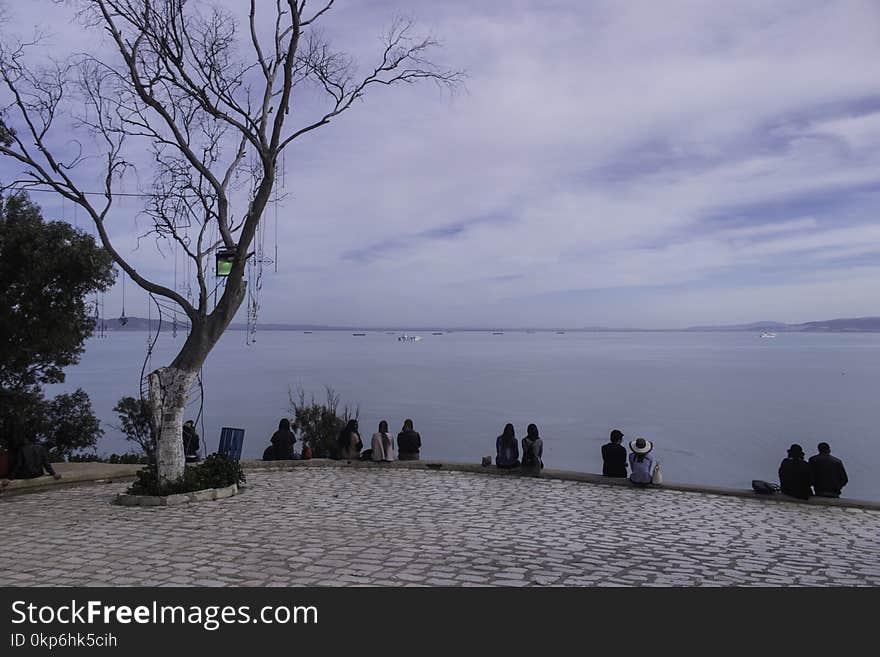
[{"left": 628, "top": 437, "right": 656, "bottom": 486}]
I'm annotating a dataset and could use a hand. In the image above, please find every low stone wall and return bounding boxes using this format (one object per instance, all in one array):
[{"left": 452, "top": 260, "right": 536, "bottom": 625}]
[
  {"left": 0, "top": 462, "right": 143, "bottom": 497},
  {"left": 114, "top": 483, "right": 239, "bottom": 507},
  {"left": 242, "top": 458, "right": 880, "bottom": 511}
]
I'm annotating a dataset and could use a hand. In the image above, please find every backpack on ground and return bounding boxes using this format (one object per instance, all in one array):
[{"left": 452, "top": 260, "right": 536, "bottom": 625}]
[{"left": 752, "top": 480, "right": 780, "bottom": 494}]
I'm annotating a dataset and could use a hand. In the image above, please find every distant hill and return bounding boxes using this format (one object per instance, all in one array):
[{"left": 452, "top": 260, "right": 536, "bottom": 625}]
[{"left": 685, "top": 317, "right": 880, "bottom": 332}]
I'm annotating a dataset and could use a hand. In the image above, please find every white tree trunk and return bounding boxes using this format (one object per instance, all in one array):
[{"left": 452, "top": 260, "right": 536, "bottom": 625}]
[{"left": 149, "top": 366, "right": 196, "bottom": 483}]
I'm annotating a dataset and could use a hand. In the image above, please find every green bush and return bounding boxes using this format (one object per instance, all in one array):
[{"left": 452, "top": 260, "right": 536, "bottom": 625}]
[
  {"left": 128, "top": 453, "right": 245, "bottom": 496},
  {"left": 289, "top": 385, "right": 358, "bottom": 458}
]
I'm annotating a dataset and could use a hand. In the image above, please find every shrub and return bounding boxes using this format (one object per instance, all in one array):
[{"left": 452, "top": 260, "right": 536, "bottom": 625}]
[
  {"left": 112, "top": 396, "right": 156, "bottom": 461},
  {"left": 128, "top": 453, "right": 245, "bottom": 496},
  {"left": 289, "top": 385, "right": 358, "bottom": 458}
]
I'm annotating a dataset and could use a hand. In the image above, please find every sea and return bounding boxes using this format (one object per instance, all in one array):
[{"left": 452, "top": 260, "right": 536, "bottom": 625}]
[{"left": 45, "top": 330, "right": 880, "bottom": 501}]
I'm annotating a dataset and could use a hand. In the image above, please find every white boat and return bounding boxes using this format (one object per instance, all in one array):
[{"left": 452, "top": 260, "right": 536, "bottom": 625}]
[
  {"left": 760, "top": 332, "right": 777, "bottom": 338},
  {"left": 398, "top": 334, "right": 422, "bottom": 342}
]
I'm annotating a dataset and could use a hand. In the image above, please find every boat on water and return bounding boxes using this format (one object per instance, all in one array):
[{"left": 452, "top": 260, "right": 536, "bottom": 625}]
[
  {"left": 492, "top": 332, "right": 504, "bottom": 335},
  {"left": 352, "top": 332, "right": 366, "bottom": 336},
  {"left": 303, "top": 331, "right": 312, "bottom": 334},
  {"left": 398, "top": 334, "right": 422, "bottom": 342},
  {"left": 432, "top": 332, "right": 443, "bottom": 335},
  {"left": 555, "top": 331, "right": 565, "bottom": 334},
  {"left": 760, "top": 332, "right": 777, "bottom": 338}
]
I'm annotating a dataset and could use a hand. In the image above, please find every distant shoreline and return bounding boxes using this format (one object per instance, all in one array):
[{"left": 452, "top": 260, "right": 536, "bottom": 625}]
[{"left": 93, "top": 322, "right": 880, "bottom": 334}]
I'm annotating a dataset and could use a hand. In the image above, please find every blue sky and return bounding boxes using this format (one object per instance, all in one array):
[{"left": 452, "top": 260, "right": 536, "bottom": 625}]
[{"left": 2, "top": 0, "right": 879, "bottom": 328}]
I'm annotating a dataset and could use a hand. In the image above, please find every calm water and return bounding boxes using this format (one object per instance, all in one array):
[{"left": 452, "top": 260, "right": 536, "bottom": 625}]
[{"left": 46, "top": 330, "right": 880, "bottom": 501}]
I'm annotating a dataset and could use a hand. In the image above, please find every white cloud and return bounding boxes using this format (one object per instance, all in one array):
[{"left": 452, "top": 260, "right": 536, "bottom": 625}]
[{"left": 2, "top": 0, "right": 880, "bottom": 326}]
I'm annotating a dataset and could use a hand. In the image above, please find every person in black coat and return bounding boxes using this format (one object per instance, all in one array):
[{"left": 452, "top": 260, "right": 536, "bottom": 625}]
[
  {"left": 808, "top": 442, "right": 848, "bottom": 498},
  {"left": 601, "top": 429, "right": 628, "bottom": 478},
  {"left": 270, "top": 418, "right": 296, "bottom": 460},
  {"left": 778, "top": 443, "right": 813, "bottom": 500},
  {"left": 397, "top": 419, "right": 422, "bottom": 461},
  {"left": 182, "top": 420, "right": 201, "bottom": 463}
]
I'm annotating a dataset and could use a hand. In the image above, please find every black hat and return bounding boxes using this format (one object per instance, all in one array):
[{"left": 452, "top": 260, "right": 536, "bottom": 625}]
[
  {"left": 787, "top": 443, "right": 804, "bottom": 458},
  {"left": 610, "top": 429, "right": 624, "bottom": 442}
]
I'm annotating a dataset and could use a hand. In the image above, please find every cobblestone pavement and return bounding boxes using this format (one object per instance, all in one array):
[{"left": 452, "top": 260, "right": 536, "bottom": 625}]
[{"left": 3, "top": 466, "right": 879, "bottom": 586}]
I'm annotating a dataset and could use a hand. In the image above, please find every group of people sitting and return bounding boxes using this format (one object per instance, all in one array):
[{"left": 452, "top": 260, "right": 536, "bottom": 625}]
[
  {"left": 262, "top": 418, "right": 424, "bottom": 462},
  {"left": 336, "top": 419, "right": 423, "bottom": 462},
  {"left": 494, "top": 423, "right": 545, "bottom": 470},
  {"left": 495, "top": 425, "right": 661, "bottom": 486},
  {"left": 600, "top": 429, "right": 661, "bottom": 486},
  {"left": 259, "top": 417, "right": 849, "bottom": 501},
  {"left": 778, "top": 442, "right": 848, "bottom": 499}
]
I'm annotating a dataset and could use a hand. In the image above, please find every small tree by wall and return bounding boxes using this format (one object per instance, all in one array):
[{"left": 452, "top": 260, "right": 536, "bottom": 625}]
[
  {"left": 289, "top": 385, "right": 358, "bottom": 459},
  {"left": 113, "top": 396, "right": 157, "bottom": 461}
]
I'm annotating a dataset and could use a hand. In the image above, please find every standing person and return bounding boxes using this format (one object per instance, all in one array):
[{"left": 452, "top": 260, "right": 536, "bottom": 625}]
[
  {"left": 337, "top": 419, "right": 362, "bottom": 460},
  {"left": 778, "top": 444, "right": 813, "bottom": 500},
  {"left": 602, "top": 429, "right": 628, "bottom": 478},
  {"left": 809, "top": 443, "right": 848, "bottom": 498},
  {"left": 495, "top": 423, "right": 519, "bottom": 468},
  {"left": 182, "top": 420, "right": 201, "bottom": 463},
  {"left": 397, "top": 419, "right": 422, "bottom": 461},
  {"left": 521, "top": 424, "right": 543, "bottom": 472},
  {"left": 371, "top": 420, "right": 395, "bottom": 462},
  {"left": 270, "top": 418, "right": 296, "bottom": 460},
  {"left": 628, "top": 437, "right": 655, "bottom": 486}
]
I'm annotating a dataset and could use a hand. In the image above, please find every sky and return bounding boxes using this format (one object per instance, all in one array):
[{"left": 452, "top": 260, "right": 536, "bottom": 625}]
[{"left": 2, "top": 0, "right": 879, "bottom": 329}]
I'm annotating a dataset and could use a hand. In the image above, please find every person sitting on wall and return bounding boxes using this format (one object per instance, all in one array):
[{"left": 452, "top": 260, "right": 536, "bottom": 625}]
[
  {"left": 10, "top": 436, "right": 61, "bottom": 480},
  {"left": 628, "top": 437, "right": 655, "bottom": 487},
  {"left": 337, "top": 420, "right": 362, "bottom": 461},
  {"left": 182, "top": 420, "right": 201, "bottom": 463},
  {"left": 521, "top": 424, "right": 544, "bottom": 473},
  {"left": 270, "top": 418, "right": 296, "bottom": 461},
  {"left": 778, "top": 443, "right": 813, "bottom": 500},
  {"left": 371, "top": 420, "right": 396, "bottom": 462},
  {"left": 397, "top": 419, "right": 422, "bottom": 461},
  {"left": 495, "top": 423, "right": 519, "bottom": 469},
  {"left": 808, "top": 442, "right": 847, "bottom": 498},
  {"left": 602, "top": 429, "right": 628, "bottom": 478}
]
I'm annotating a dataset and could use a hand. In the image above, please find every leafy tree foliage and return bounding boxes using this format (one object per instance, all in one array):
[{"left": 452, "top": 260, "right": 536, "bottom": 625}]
[
  {"left": 0, "top": 193, "right": 113, "bottom": 456},
  {"left": 0, "top": 194, "right": 115, "bottom": 389},
  {"left": 113, "top": 396, "right": 156, "bottom": 460},
  {"left": 289, "top": 385, "right": 358, "bottom": 458},
  {"left": 42, "top": 389, "right": 104, "bottom": 459}
]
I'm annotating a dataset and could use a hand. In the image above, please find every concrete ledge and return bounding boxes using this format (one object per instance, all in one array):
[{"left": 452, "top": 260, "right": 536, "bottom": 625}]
[
  {"left": 1, "top": 462, "right": 143, "bottom": 498},
  {"left": 241, "top": 458, "right": 880, "bottom": 511},
  {"left": 114, "top": 483, "right": 239, "bottom": 507}
]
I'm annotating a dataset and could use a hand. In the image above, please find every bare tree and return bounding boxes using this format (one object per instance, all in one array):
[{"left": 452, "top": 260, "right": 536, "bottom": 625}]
[{"left": 0, "top": 0, "right": 462, "bottom": 482}]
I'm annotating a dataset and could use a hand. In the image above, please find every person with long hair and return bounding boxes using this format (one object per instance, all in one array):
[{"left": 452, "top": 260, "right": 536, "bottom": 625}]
[
  {"left": 371, "top": 420, "right": 395, "bottom": 462},
  {"left": 495, "top": 423, "right": 519, "bottom": 468},
  {"left": 521, "top": 423, "right": 543, "bottom": 472},
  {"left": 337, "top": 419, "right": 362, "bottom": 460},
  {"left": 270, "top": 418, "right": 296, "bottom": 460},
  {"left": 397, "top": 419, "right": 422, "bottom": 461},
  {"left": 628, "top": 437, "right": 656, "bottom": 486}
]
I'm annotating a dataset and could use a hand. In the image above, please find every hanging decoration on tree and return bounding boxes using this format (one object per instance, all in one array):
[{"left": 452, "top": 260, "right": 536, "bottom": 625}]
[{"left": 118, "top": 268, "right": 128, "bottom": 326}]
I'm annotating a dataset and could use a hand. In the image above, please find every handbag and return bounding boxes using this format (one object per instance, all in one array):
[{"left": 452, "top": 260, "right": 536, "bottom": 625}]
[
  {"left": 651, "top": 462, "right": 662, "bottom": 485},
  {"left": 752, "top": 480, "right": 779, "bottom": 494}
]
